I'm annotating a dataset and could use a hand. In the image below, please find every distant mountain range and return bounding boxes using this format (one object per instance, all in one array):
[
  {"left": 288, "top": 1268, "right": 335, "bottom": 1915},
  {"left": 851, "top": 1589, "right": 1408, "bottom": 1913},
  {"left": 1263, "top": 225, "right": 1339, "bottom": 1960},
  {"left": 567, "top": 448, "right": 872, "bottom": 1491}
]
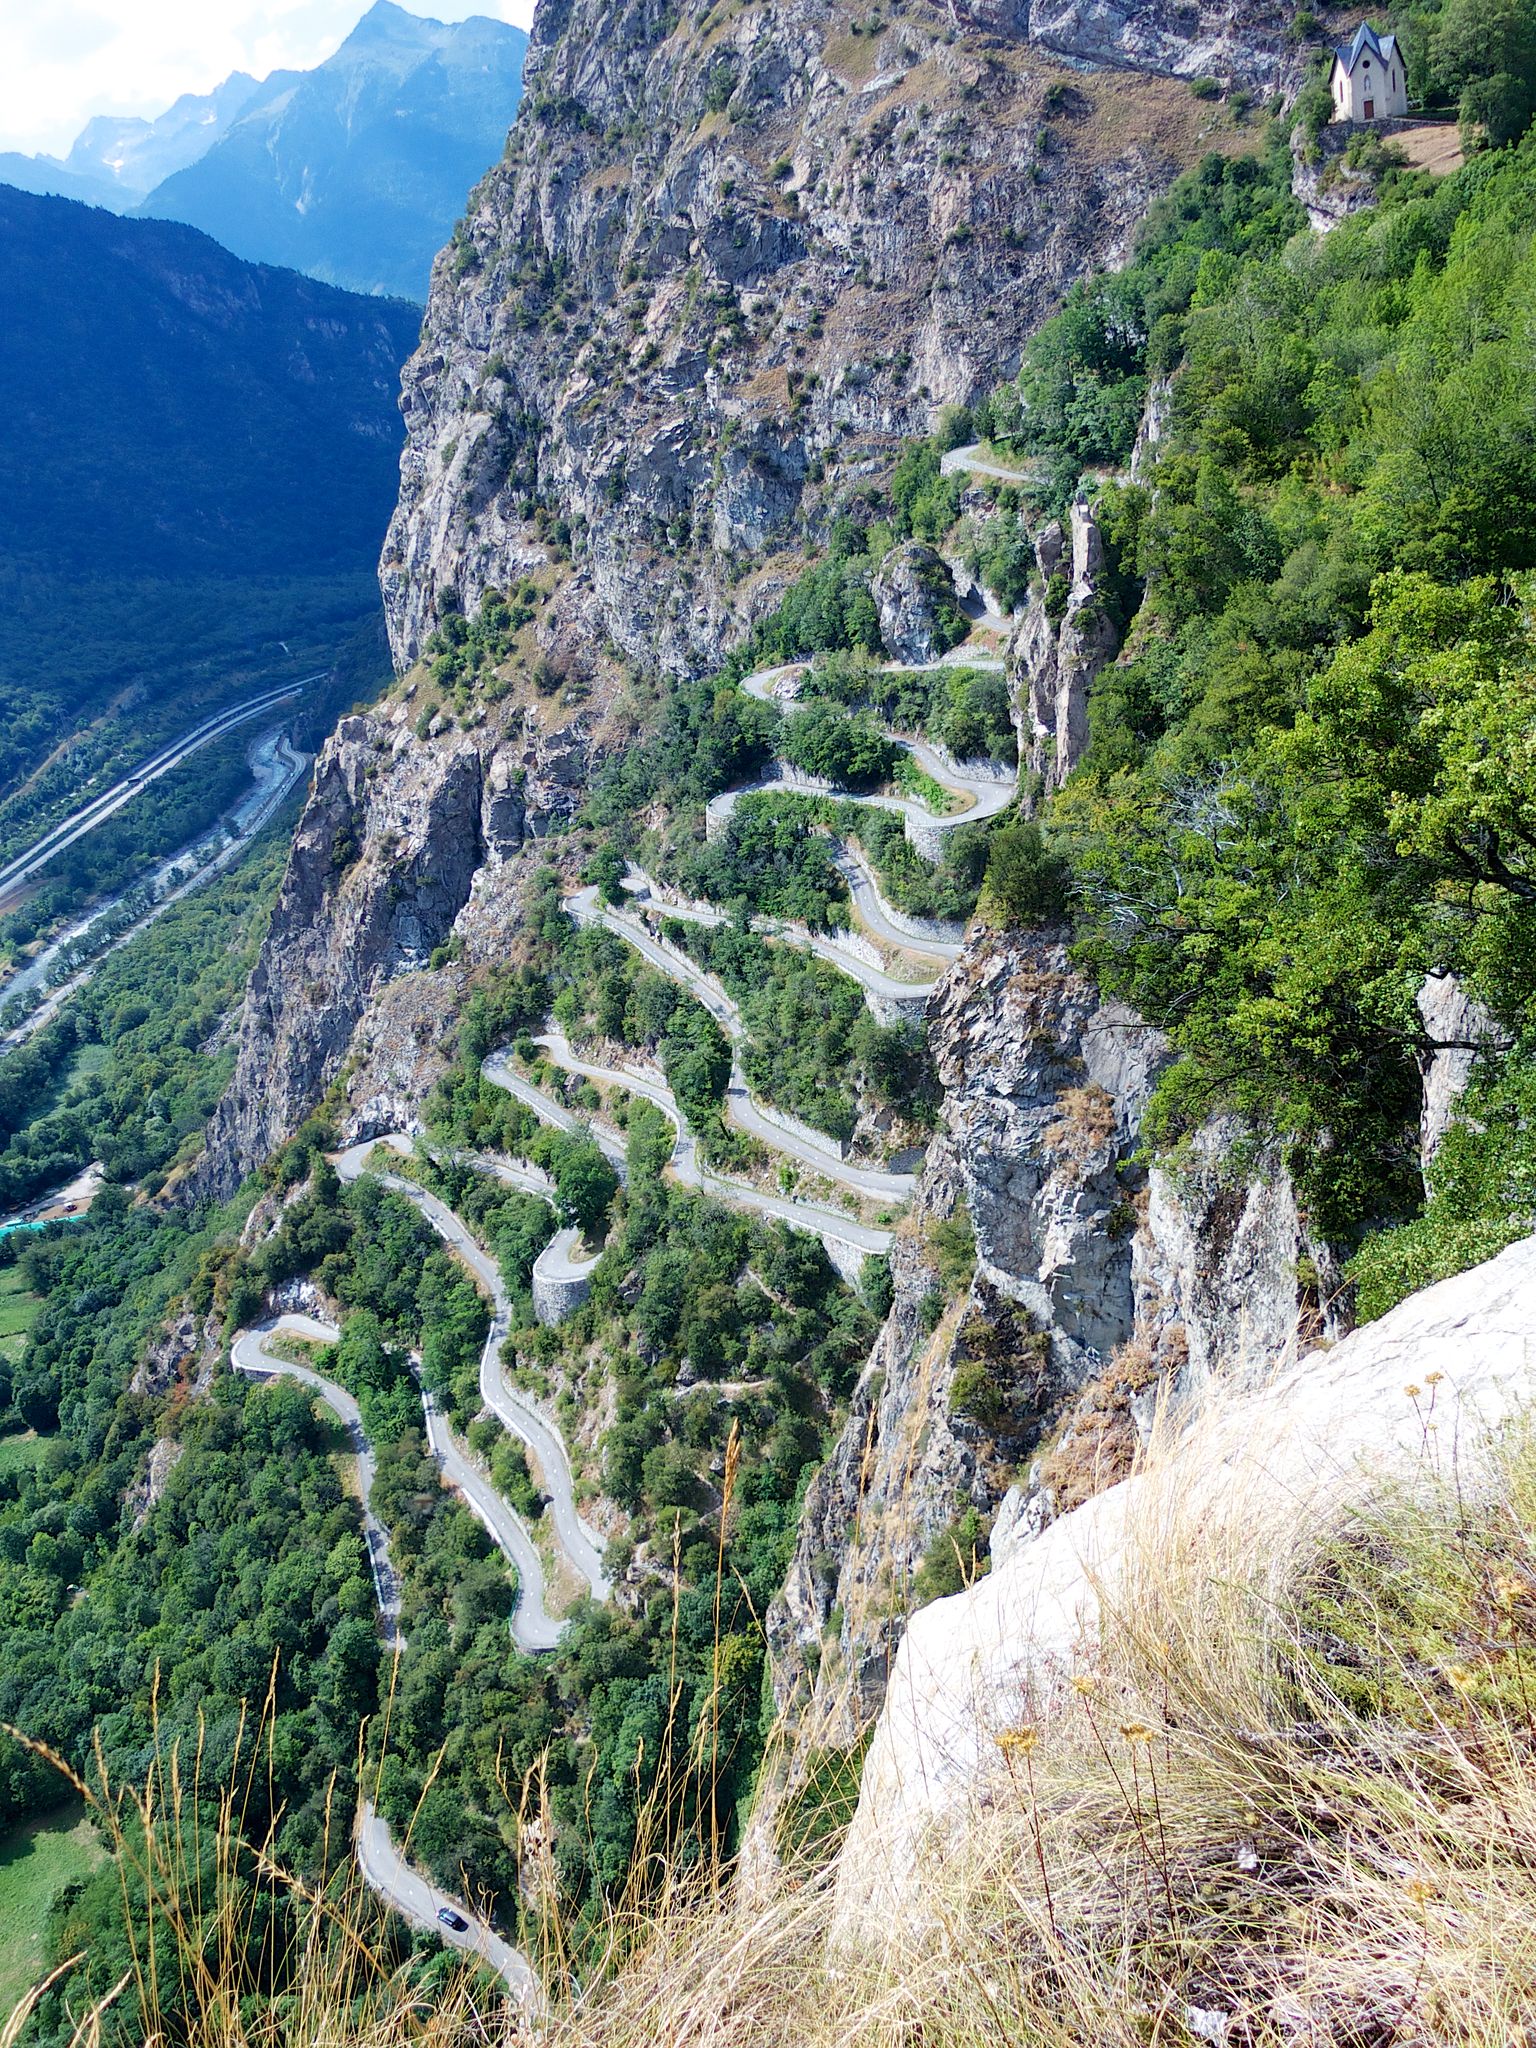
[
  {"left": 0, "top": 2, "right": 527, "bottom": 301},
  {"left": 0, "top": 185, "right": 419, "bottom": 580},
  {"left": 67, "top": 72, "right": 264, "bottom": 206},
  {"left": 0, "top": 183, "right": 422, "bottom": 781}
]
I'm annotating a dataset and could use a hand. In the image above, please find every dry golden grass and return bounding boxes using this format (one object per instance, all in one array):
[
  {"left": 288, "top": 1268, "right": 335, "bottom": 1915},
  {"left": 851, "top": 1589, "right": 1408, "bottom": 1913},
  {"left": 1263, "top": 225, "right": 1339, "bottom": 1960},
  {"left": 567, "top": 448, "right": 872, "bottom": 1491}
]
[
  {"left": 15, "top": 1403, "right": 1536, "bottom": 2048},
  {"left": 1392, "top": 122, "right": 1466, "bottom": 175},
  {"left": 541, "top": 1408, "right": 1536, "bottom": 2048}
]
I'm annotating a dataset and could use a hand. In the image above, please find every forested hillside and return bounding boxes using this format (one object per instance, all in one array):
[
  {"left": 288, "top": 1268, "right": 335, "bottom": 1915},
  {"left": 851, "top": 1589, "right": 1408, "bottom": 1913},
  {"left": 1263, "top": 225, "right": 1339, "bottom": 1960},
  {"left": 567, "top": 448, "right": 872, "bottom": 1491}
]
[
  {"left": 4, "top": 0, "right": 1536, "bottom": 2039},
  {"left": 997, "top": 127, "right": 1536, "bottom": 1305},
  {"left": 0, "top": 187, "right": 414, "bottom": 1022},
  {"left": 0, "top": 186, "right": 416, "bottom": 797}
]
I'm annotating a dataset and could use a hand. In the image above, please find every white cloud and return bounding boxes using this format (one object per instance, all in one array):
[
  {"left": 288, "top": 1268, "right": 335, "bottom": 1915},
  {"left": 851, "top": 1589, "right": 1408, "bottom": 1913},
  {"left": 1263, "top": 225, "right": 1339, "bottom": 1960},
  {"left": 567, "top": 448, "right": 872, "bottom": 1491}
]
[{"left": 0, "top": 0, "right": 536, "bottom": 159}]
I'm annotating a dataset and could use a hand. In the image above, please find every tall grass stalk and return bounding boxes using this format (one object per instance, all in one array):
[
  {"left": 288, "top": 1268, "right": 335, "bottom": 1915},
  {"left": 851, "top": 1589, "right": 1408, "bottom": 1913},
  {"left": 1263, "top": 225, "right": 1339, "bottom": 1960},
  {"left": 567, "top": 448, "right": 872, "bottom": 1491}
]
[{"left": 12, "top": 1412, "right": 1536, "bottom": 2046}]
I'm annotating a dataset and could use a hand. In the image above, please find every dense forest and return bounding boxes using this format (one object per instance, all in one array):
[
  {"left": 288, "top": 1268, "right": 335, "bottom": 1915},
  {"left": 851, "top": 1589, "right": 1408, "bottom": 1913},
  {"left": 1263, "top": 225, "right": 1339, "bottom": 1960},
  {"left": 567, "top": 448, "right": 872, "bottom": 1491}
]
[{"left": 988, "top": 125, "right": 1536, "bottom": 1307}]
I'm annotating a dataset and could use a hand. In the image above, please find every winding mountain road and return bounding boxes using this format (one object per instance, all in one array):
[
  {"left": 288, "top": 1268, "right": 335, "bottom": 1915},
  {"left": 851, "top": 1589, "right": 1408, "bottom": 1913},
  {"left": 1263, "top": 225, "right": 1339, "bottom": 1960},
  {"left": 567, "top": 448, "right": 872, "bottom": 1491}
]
[
  {"left": 534, "top": 1225, "right": 603, "bottom": 1288},
  {"left": 706, "top": 670, "right": 1016, "bottom": 866},
  {"left": 331, "top": 1139, "right": 611, "bottom": 1604},
  {"left": 0, "top": 678, "right": 317, "bottom": 904},
  {"left": 231, "top": 1314, "right": 403, "bottom": 1644},
  {"left": 418, "top": 1388, "right": 565, "bottom": 1653},
  {"left": 487, "top": 1032, "right": 895, "bottom": 1262},
  {"left": 357, "top": 1805, "right": 536, "bottom": 2000},
  {"left": 835, "top": 845, "right": 967, "bottom": 960},
  {"left": 619, "top": 864, "right": 941, "bottom": 1012},
  {"left": 567, "top": 890, "right": 918, "bottom": 1202},
  {"left": 719, "top": 664, "right": 994, "bottom": 961},
  {"left": 938, "top": 442, "right": 1043, "bottom": 486},
  {"left": 231, "top": 1283, "right": 545, "bottom": 1992}
]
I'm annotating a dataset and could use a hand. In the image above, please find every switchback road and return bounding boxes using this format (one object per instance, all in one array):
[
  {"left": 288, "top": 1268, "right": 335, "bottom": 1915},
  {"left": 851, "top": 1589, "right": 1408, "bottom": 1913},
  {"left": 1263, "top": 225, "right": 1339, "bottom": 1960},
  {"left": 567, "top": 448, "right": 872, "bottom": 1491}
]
[
  {"left": 331, "top": 1139, "right": 611, "bottom": 1603},
  {"left": 486, "top": 1034, "right": 895, "bottom": 1262},
  {"left": 358, "top": 1804, "right": 536, "bottom": 1999},
  {"left": 567, "top": 889, "right": 918, "bottom": 1202},
  {"left": 230, "top": 1315, "right": 402, "bottom": 1643}
]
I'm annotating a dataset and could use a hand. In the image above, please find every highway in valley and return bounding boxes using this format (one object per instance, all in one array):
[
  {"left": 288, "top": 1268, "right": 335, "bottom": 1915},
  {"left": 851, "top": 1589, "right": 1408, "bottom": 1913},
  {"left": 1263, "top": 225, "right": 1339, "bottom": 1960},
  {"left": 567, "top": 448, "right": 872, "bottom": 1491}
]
[
  {"left": 0, "top": 676, "right": 318, "bottom": 906},
  {"left": 0, "top": 729, "right": 312, "bottom": 1054}
]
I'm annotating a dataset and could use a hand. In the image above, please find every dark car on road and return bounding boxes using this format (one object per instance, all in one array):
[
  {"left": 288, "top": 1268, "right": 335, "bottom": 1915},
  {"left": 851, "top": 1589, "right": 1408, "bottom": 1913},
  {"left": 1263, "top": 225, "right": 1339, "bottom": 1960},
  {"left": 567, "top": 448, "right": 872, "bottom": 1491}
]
[{"left": 437, "top": 1905, "right": 469, "bottom": 1933}]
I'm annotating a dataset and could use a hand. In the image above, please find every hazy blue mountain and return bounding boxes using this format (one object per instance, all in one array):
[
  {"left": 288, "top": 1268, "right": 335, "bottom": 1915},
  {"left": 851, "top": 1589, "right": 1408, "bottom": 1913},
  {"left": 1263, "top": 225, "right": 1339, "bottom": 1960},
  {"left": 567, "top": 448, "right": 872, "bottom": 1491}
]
[
  {"left": 65, "top": 74, "right": 264, "bottom": 198},
  {"left": 137, "top": 2, "right": 529, "bottom": 300},
  {"left": 0, "top": 74, "right": 262, "bottom": 212},
  {"left": 0, "top": 151, "right": 119, "bottom": 209},
  {"left": 0, "top": 184, "right": 420, "bottom": 786}
]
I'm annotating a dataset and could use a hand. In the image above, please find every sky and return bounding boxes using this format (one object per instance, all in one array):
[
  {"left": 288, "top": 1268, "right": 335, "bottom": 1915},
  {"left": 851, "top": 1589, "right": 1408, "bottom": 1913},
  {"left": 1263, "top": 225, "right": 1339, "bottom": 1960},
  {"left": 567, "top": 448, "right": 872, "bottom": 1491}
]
[{"left": 0, "top": 0, "right": 536, "bottom": 158}]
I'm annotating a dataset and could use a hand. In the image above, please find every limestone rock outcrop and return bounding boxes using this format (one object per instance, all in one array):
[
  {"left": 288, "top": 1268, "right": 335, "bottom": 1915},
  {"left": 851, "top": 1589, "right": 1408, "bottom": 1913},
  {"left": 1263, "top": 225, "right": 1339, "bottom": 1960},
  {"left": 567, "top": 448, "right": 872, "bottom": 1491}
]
[
  {"left": 201, "top": 0, "right": 1310, "bottom": 1196},
  {"left": 383, "top": 0, "right": 1301, "bottom": 681},
  {"left": 1016, "top": 497, "right": 1120, "bottom": 799},
  {"left": 1416, "top": 970, "right": 1509, "bottom": 1183},
  {"left": 1290, "top": 119, "right": 1385, "bottom": 234},
  {"left": 748, "top": 923, "right": 1329, "bottom": 1875},
  {"left": 194, "top": 717, "right": 487, "bottom": 1197},
  {"left": 830, "top": 1231, "right": 1536, "bottom": 1946},
  {"left": 873, "top": 542, "right": 960, "bottom": 666}
]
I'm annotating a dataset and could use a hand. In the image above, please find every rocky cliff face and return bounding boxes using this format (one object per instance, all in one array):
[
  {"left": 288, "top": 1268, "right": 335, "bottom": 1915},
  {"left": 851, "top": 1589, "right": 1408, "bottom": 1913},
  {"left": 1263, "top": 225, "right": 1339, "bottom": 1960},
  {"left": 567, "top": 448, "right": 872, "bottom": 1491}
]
[
  {"left": 199, "top": 0, "right": 1303, "bottom": 1201},
  {"left": 383, "top": 0, "right": 1300, "bottom": 681},
  {"left": 194, "top": 685, "right": 603, "bottom": 1197},
  {"left": 748, "top": 920, "right": 1343, "bottom": 1873},
  {"left": 195, "top": 716, "right": 486, "bottom": 1195},
  {"left": 830, "top": 1231, "right": 1536, "bottom": 1946},
  {"left": 1017, "top": 497, "right": 1121, "bottom": 799}
]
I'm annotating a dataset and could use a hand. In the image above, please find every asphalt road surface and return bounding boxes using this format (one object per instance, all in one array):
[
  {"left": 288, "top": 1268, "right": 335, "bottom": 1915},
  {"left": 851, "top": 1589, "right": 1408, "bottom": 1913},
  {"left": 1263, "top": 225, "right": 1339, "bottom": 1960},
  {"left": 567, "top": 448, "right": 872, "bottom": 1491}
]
[
  {"left": 0, "top": 678, "right": 317, "bottom": 902},
  {"left": 488, "top": 1031, "right": 895, "bottom": 1259},
  {"left": 330, "top": 1140, "right": 610, "bottom": 1603},
  {"left": 357, "top": 1803, "right": 536, "bottom": 1997},
  {"left": 566, "top": 891, "right": 918, "bottom": 1201},
  {"left": 618, "top": 864, "right": 941, "bottom": 1009},
  {"left": 230, "top": 1315, "right": 402, "bottom": 1643}
]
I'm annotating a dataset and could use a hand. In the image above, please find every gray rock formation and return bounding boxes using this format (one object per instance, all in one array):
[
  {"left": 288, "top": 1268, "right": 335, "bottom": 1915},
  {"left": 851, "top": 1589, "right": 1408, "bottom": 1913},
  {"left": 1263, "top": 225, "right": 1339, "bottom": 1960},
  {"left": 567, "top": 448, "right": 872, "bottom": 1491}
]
[
  {"left": 965, "top": 0, "right": 1297, "bottom": 85},
  {"left": 1290, "top": 119, "right": 1388, "bottom": 234},
  {"left": 1016, "top": 498, "right": 1120, "bottom": 799},
  {"left": 1130, "top": 373, "right": 1173, "bottom": 477},
  {"left": 873, "top": 542, "right": 960, "bottom": 666},
  {"left": 749, "top": 923, "right": 1336, "bottom": 1877},
  {"left": 131, "top": 1304, "right": 223, "bottom": 1398},
  {"left": 383, "top": 0, "right": 1300, "bottom": 680},
  {"left": 1140, "top": 1116, "right": 1348, "bottom": 1388},
  {"left": 1417, "top": 970, "right": 1509, "bottom": 1184},
  {"left": 199, "top": 0, "right": 1310, "bottom": 1200},
  {"left": 194, "top": 717, "right": 487, "bottom": 1197},
  {"left": 125, "top": 1436, "right": 186, "bottom": 1532}
]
